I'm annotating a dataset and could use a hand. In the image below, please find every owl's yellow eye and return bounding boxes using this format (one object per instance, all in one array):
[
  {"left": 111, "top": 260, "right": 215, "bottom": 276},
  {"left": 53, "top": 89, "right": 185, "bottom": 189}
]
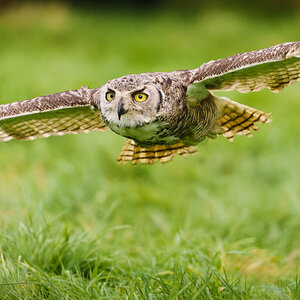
[
  {"left": 105, "top": 91, "right": 115, "bottom": 101},
  {"left": 133, "top": 92, "right": 148, "bottom": 102}
]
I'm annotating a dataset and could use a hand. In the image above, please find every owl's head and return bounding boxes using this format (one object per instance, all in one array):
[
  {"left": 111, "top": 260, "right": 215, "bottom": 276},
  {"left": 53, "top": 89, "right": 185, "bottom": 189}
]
[{"left": 97, "top": 74, "right": 164, "bottom": 128}]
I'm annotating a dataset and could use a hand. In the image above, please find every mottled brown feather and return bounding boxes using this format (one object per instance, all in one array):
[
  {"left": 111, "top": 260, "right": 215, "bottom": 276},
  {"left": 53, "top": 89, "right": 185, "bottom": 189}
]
[
  {"left": 0, "top": 86, "right": 108, "bottom": 141},
  {"left": 193, "top": 42, "right": 300, "bottom": 93}
]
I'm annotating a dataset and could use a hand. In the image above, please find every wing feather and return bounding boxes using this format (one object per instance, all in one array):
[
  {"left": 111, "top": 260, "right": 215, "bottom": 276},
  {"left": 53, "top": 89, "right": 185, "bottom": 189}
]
[
  {"left": 192, "top": 42, "right": 300, "bottom": 93},
  {"left": 0, "top": 86, "right": 108, "bottom": 142}
]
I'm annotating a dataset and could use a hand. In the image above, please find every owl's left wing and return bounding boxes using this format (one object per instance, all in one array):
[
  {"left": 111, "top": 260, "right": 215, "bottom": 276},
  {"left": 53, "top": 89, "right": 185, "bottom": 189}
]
[
  {"left": 191, "top": 42, "right": 300, "bottom": 93},
  {"left": 0, "top": 86, "right": 108, "bottom": 142}
]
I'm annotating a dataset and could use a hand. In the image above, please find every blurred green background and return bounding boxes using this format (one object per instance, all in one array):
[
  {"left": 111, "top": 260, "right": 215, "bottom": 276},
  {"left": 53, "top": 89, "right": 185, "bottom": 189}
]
[{"left": 0, "top": 1, "right": 299, "bottom": 298}]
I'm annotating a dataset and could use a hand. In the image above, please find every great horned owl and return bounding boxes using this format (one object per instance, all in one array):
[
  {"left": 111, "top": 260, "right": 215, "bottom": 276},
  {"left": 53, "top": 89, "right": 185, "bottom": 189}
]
[{"left": 0, "top": 42, "right": 299, "bottom": 165}]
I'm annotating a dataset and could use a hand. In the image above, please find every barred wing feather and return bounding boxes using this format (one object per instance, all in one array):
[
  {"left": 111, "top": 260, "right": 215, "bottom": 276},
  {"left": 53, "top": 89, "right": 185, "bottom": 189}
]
[
  {"left": 193, "top": 42, "right": 300, "bottom": 93},
  {"left": 0, "top": 86, "right": 108, "bottom": 142}
]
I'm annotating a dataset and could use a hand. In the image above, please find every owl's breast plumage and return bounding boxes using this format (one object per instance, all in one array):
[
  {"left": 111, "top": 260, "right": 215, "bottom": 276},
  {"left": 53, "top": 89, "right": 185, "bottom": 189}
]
[
  {"left": 108, "top": 120, "right": 181, "bottom": 146},
  {"left": 106, "top": 104, "right": 218, "bottom": 147}
]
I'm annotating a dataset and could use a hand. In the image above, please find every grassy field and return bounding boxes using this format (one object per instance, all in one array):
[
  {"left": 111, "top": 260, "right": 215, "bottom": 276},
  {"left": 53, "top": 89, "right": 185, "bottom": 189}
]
[{"left": 0, "top": 3, "right": 299, "bottom": 299}]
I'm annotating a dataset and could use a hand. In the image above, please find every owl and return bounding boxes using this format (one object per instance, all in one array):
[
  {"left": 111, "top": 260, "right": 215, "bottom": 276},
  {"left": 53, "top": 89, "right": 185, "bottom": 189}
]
[{"left": 0, "top": 42, "right": 299, "bottom": 165}]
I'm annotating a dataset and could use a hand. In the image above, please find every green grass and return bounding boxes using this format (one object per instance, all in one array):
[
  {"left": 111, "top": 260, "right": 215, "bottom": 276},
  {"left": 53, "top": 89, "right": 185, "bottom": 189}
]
[{"left": 0, "top": 3, "right": 300, "bottom": 299}]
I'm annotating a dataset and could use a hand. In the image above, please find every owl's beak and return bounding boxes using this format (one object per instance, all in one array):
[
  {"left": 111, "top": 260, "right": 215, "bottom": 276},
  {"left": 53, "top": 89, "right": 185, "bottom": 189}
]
[{"left": 117, "top": 101, "right": 127, "bottom": 120}]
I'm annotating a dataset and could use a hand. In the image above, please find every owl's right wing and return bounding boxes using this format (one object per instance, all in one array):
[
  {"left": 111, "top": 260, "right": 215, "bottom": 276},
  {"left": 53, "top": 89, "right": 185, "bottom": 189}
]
[
  {"left": 186, "top": 42, "right": 299, "bottom": 142},
  {"left": 0, "top": 86, "right": 108, "bottom": 142}
]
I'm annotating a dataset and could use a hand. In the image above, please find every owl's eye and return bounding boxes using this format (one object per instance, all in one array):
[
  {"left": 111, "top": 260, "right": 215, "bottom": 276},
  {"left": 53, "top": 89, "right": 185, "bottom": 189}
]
[
  {"left": 133, "top": 92, "right": 148, "bottom": 102},
  {"left": 105, "top": 91, "right": 115, "bottom": 101}
]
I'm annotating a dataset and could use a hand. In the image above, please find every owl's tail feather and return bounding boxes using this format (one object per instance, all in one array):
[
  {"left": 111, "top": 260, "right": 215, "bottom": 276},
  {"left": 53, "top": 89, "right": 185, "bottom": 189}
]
[{"left": 117, "top": 139, "right": 198, "bottom": 165}]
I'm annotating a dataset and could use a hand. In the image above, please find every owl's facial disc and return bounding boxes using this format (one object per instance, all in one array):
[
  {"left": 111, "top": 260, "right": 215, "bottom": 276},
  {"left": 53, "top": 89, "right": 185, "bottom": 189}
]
[{"left": 99, "top": 78, "right": 163, "bottom": 129}]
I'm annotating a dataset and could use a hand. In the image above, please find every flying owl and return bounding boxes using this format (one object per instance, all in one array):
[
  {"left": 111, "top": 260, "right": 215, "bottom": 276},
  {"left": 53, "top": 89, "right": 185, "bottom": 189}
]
[{"left": 0, "top": 42, "right": 299, "bottom": 165}]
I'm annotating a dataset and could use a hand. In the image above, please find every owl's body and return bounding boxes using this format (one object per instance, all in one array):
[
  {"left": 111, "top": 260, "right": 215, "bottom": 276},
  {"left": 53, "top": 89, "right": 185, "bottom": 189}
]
[
  {"left": 0, "top": 42, "right": 299, "bottom": 165},
  {"left": 99, "top": 70, "right": 218, "bottom": 147}
]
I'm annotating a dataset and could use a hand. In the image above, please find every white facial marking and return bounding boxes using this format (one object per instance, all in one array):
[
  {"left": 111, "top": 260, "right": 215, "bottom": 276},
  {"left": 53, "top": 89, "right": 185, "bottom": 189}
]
[{"left": 99, "top": 79, "right": 163, "bottom": 129}]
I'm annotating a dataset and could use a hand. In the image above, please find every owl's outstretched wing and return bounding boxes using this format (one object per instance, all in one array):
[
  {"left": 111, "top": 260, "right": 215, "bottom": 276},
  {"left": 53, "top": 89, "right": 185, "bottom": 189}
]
[
  {"left": 192, "top": 42, "right": 300, "bottom": 93},
  {"left": 0, "top": 86, "right": 108, "bottom": 142}
]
